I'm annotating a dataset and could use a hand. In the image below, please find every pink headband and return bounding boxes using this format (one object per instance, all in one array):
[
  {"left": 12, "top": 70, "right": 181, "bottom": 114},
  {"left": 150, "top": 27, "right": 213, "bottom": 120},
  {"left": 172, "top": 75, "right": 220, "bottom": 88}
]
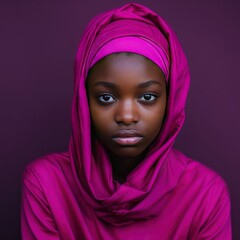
[{"left": 90, "top": 36, "right": 170, "bottom": 80}]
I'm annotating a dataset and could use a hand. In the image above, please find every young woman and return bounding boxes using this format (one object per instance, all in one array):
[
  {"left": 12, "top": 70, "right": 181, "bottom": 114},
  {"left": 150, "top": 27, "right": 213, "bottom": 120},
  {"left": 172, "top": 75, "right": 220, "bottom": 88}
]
[{"left": 21, "top": 3, "right": 231, "bottom": 239}]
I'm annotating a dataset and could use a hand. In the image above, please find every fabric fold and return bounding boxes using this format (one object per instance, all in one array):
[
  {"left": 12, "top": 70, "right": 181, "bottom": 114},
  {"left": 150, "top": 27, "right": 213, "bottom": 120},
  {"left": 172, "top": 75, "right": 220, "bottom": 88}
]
[{"left": 69, "top": 2, "right": 190, "bottom": 226}]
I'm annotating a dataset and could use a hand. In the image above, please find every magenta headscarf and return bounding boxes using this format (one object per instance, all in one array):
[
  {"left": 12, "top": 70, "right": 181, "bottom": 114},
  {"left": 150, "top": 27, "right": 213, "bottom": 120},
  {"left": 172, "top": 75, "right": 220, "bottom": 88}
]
[
  {"left": 89, "top": 34, "right": 170, "bottom": 81},
  {"left": 69, "top": 3, "right": 190, "bottom": 226}
]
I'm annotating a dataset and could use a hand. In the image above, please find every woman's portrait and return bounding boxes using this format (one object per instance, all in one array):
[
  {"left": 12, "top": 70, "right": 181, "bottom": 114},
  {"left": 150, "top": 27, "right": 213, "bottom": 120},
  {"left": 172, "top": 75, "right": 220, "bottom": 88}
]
[{"left": 0, "top": 1, "right": 239, "bottom": 239}]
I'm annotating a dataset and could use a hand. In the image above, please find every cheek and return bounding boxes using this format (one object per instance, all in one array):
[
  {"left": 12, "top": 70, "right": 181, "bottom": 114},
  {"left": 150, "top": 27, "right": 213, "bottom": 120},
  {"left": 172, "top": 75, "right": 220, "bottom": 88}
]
[
  {"left": 89, "top": 104, "right": 114, "bottom": 135},
  {"left": 142, "top": 106, "right": 165, "bottom": 138}
]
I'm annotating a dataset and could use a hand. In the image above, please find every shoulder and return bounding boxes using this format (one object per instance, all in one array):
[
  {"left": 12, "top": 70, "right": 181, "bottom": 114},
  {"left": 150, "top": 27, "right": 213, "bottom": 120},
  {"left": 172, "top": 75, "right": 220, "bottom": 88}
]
[
  {"left": 175, "top": 151, "right": 231, "bottom": 223},
  {"left": 173, "top": 149, "right": 229, "bottom": 194},
  {"left": 173, "top": 149, "right": 231, "bottom": 215},
  {"left": 21, "top": 153, "right": 68, "bottom": 238},
  {"left": 178, "top": 156, "right": 232, "bottom": 238},
  {"left": 22, "top": 152, "right": 71, "bottom": 188},
  {"left": 173, "top": 150, "right": 231, "bottom": 238},
  {"left": 187, "top": 158, "right": 229, "bottom": 195}
]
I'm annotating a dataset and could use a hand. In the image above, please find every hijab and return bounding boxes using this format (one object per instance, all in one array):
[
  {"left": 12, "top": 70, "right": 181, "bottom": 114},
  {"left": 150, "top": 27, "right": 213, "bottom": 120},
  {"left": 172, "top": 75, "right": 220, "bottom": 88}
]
[{"left": 69, "top": 2, "right": 190, "bottom": 226}]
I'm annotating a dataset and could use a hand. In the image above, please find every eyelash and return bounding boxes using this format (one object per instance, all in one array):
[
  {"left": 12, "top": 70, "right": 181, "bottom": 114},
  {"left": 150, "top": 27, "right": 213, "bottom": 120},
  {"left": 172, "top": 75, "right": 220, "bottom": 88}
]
[
  {"left": 139, "top": 94, "right": 158, "bottom": 103},
  {"left": 97, "top": 93, "right": 158, "bottom": 104},
  {"left": 97, "top": 94, "right": 115, "bottom": 104}
]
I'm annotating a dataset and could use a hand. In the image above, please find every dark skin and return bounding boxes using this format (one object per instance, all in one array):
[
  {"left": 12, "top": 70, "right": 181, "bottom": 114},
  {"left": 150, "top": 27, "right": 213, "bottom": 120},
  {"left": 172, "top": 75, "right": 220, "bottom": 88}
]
[{"left": 87, "top": 53, "right": 167, "bottom": 183}]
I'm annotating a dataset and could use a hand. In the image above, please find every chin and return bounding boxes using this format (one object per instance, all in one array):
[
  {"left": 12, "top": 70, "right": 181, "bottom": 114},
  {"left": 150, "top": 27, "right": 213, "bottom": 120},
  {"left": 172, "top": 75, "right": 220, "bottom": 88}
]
[{"left": 109, "top": 147, "right": 146, "bottom": 159}]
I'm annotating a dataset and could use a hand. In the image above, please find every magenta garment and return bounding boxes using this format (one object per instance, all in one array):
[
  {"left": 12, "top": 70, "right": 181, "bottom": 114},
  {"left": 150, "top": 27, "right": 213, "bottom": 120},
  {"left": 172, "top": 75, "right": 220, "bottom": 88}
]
[
  {"left": 21, "top": 3, "right": 231, "bottom": 240},
  {"left": 90, "top": 36, "right": 170, "bottom": 80}
]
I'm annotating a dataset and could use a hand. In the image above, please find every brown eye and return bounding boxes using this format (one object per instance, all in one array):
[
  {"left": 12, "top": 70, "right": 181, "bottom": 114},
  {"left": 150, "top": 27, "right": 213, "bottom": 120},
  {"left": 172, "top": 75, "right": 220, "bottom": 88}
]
[
  {"left": 97, "top": 94, "right": 115, "bottom": 103},
  {"left": 139, "top": 93, "right": 157, "bottom": 103}
]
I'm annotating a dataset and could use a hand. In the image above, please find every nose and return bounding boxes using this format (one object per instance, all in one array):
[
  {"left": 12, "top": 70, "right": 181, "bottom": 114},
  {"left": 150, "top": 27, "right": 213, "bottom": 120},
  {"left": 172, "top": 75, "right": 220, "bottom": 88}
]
[{"left": 115, "top": 99, "right": 139, "bottom": 125}]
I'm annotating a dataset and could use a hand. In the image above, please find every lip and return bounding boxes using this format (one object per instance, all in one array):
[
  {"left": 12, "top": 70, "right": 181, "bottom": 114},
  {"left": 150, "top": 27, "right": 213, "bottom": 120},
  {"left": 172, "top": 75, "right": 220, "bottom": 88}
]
[{"left": 112, "top": 130, "right": 143, "bottom": 146}]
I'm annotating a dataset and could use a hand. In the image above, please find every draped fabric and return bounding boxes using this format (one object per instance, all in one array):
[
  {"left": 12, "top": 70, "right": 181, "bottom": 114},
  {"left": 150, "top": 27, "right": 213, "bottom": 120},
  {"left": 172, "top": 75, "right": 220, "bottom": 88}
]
[
  {"left": 69, "top": 2, "right": 190, "bottom": 226},
  {"left": 90, "top": 35, "right": 170, "bottom": 80},
  {"left": 21, "top": 3, "right": 231, "bottom": 239}
]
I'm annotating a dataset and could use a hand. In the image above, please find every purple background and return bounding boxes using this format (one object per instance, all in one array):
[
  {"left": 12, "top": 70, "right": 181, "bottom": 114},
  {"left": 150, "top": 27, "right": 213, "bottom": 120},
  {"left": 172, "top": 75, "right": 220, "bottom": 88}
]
[{"left": 1, "top": 0, "right": 239, "bottom": 239}]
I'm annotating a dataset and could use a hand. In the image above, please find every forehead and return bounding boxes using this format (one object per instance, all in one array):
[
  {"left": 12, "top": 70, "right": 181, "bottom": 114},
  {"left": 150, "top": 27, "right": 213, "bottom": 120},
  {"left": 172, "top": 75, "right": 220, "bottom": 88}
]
[{"left": 87, "top": 52, "right": 165, "bottom": 86}]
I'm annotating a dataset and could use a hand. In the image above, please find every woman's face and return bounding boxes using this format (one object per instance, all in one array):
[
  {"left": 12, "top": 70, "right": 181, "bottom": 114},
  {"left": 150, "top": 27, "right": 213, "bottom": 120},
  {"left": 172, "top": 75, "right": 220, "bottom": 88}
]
[{"left": 87, "top": 53, "right": 167, "bottom": 159}]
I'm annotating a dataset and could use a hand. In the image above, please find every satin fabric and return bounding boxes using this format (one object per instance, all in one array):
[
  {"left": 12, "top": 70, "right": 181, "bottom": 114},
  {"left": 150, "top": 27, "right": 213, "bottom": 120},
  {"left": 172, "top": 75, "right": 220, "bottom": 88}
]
[
  {"left": 70, "top": 2, "right": 190, "bottom": 226},
  {"left": 90, "top": 36, "right": 170, "bottom": 80},
  {"left": 21, "top": 3, "right": 231, "bottom": 239}
]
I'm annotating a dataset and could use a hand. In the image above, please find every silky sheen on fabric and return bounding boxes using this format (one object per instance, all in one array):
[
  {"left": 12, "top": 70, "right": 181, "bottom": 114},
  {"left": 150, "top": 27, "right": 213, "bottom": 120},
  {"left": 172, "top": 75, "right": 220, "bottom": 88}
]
[
  {"left": 90, "top": 36, "right": 170, "bottom": 80},
  {"left": 21, "top": 3, "right": 231, "bottom": 239}
]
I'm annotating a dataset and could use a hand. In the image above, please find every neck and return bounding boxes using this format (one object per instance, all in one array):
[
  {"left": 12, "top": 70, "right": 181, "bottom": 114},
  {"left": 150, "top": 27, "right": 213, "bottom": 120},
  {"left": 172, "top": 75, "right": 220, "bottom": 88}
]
[{"left": 108, "top": 152, "right": 146, "bottom": 184}]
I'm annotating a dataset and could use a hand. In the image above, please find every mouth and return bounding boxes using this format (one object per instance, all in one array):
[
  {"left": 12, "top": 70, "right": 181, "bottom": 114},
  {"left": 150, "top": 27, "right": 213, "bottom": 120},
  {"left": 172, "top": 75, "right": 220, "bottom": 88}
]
[{"left": 112, "top": 130, "right": 143, "bottom": 146}]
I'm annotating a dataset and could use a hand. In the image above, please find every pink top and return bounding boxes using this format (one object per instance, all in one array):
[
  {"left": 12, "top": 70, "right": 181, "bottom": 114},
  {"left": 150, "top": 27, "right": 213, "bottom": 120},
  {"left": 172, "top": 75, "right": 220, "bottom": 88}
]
[{"left": 21, "top": 3, "right": 231, "bottom": 239}]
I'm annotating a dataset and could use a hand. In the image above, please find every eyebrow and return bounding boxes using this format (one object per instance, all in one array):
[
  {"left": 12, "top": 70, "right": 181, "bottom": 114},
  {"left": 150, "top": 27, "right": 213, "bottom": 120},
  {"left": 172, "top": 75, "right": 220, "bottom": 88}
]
[
  {"left": 93, "top": 81, "right": 118, "bottom": 90},
  {"left": 137, "top": 80, "right": 163, "bottom": 89},
  {"left": 93, "top": 80, "right": 162, "bottom": 89}
]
